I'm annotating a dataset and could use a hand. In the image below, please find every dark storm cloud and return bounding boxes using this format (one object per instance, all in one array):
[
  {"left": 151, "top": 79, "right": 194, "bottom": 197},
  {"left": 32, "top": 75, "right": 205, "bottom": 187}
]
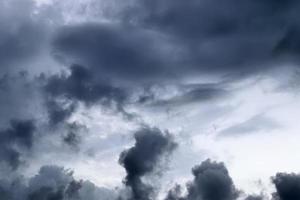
[
  {"left": 49, "top": 0, "right": 300, "bottom": 115},
  {"left": 185, "top": 159, "right": 239, "bottom": 200},
  {"left": 126, "top": 0, "right": 296, "bottom": 38},
  {"left": 44, "top": 64, "right": 128, "bottom": 124},
  {"left": 274, "top": 27, "right": 300, "bottom": 56},
  {"left": 165, "top": 182, "right": 258, "bottom": 200},
  {"left": 166, "top": 159, "right": 239, "bottom": 200},
  {"left": 48, "top": 0, "right": 300, "bottom": 113},
  {"left": 0, "top": 165, "right": 116, "bottom": 200},
  {"left": 119, "top": 127, "right": 177, "bottom": 200},
  {"left": 272, "top": 173, "right": 300, "bottom": 200},
  {"left": 3, "top": 0, "right": 300, "bottom": 199},
  {"left": 45, "top": 64, "right": 127, "bottom": 105},
  {"left": 118, "top": 0, "right": 300, "bottom": 75},
  {"left": 164, "top": 160, "right": 240, "bottom": 200},
  {"left": 52, "top": 23, "right": 176, "bottom": 82},
  {"left": 0, "top": 119, "right": 35, "bottom": 170}
]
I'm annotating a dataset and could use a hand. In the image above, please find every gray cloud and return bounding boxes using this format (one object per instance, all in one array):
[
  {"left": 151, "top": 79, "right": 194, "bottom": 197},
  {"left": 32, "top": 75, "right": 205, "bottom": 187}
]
[
  {"left": 52, "top": 23, "right": 176, "bottom": 82},
  {"left": 45, "top": 64, "right": 127, "bottom": 105},
  {"left": 119, "top": 127, "right": 177, "bottom": 200},
  {"left": 43, "top": 64, "right": 128, "bottom": 125},
  {"left": 45, "top": 0, "right": 300, "bottom": 118},
  {"left": 187, "top": 159, "right": 239, "bottom": 200},
  {"left": 45, "top": 99, "right": 77, "bottom": 126},
  {"left": 0, "top": 73, "right": 44, "bottom": 126},
  {"left": 272, "top": 173, "right": 300, "bottom": 200},
  {"left": 121, "top": 0, "right": 300, "bottom": 74},
  {"left": 0, "top": 165, "right": 117, "bottom": 200},
  {"left": 0, "top": 0, "right": 51, "bottom": 75},
  {"left": 150, "top": 84, "right": 229, "bottom": 107},
  {"left": 274, "top": 27, "right": 300, "bottom": 56},
  {"left": 165, "top": 159, "right": 239, "bottom": 200},
  {"left": 63, "top": 132, "right": 80, "bottom": 150},
  {"left": 2, "top": 1, "right": 300, "bottom": 200},
  {"left": 220, "top": 114, "right": 280, "bottom": 136},
  {"left": 0, "top": 119, "right": 35, "bottom": 170}
]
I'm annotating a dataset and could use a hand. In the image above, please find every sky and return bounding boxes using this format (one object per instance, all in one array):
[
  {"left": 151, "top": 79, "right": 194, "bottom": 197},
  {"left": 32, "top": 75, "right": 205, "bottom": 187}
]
[{"left": 1, "top": 0, "right": 300, "bottom": 200}]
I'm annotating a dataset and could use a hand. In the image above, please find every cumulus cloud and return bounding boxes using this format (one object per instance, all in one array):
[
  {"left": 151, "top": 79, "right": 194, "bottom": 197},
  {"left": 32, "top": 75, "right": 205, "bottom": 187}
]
[
  {"left": 119, "top": 127, "right": 177, "bottom": 200},
  {"left": 272, "top": 173, "right": 300, "bottom": 200},
  {"left": 165, "top": 159, "right": 239, "bottom": 200},
  {"left": 0, "top": 165, "right": 117, "bottom": 200}
]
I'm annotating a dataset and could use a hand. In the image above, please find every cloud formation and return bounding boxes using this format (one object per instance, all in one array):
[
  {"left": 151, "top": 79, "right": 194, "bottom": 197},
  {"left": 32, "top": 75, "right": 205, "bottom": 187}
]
[
  {"left": 121, "top": 0, "right": 300, "bottom": 74},
  {"left": 272, "top": 173, "right": 300, "bottom": 200},
  {"left": 0, "top": 120, "right": 35, "bottom": 170},
  {"left": 119, "top": 127, "right": 177, "bottom": 200},
  {"left": 220, "top": 114, "right": 280, "bottom": 136},
  {"left": 44, "top": 64, "right": 128, "bottom": 124},
  {"left": 1, "top": 0, "right": 300, "bottom": 200},
  {"left": 165, "top": 159, "right": 239, "bottom": 200},
  {"left": 0, "top": 165, "right": 117, "bottom": 200}
]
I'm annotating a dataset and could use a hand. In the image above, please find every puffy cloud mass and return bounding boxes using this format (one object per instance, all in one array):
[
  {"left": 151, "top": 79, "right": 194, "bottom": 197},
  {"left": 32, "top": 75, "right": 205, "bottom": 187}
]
[
  {"left": 165, "top": 159, "right": 239, "bottom": 200},
  {"left": 272, "top": 173, "right": 300, "bottom": 200},
  {"left": 0, "top": 165, "right": 117, "bottom": 200},
  {"left": 119, "top": 127, "right": 177, "bottom": 200}
]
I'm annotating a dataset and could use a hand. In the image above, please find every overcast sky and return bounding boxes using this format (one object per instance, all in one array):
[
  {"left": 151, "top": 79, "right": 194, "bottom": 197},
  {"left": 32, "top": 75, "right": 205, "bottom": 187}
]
[{"left": 1, "top": 0, "right": 300, "bottom": 200}]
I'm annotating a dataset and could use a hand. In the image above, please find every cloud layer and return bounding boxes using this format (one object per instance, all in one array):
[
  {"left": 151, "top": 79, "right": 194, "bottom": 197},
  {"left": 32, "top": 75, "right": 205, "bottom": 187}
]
[{"left": 1, "top": 0, "right": 300, "bottom": 200}]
